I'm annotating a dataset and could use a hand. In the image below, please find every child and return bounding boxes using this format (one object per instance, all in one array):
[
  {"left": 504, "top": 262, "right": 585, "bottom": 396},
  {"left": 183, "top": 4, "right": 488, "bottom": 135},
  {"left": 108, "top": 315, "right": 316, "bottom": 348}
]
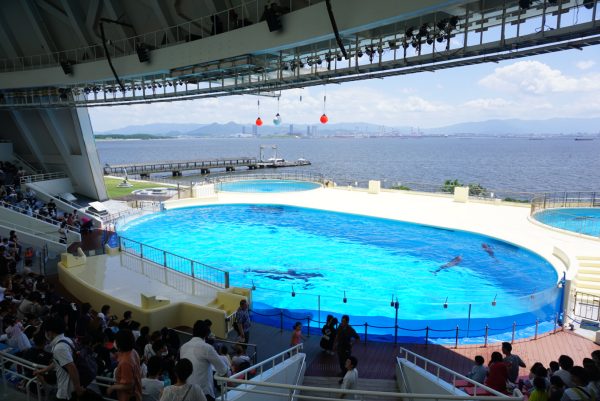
[
  {"left": 528, "top": 377, "right": 548, "bottom": 401},
  {"left": 290, "top": 322, "right": 304, "bottom": 347},
  {"left": 467, "top": 355, "right": 487, "bottom": 384}
]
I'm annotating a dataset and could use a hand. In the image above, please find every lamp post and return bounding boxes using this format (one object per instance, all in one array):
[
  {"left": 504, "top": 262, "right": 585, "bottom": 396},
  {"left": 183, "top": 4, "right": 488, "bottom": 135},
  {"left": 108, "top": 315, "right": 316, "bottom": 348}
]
[{"left": 391, "top": 295, "right": 399, "bottom": 345}]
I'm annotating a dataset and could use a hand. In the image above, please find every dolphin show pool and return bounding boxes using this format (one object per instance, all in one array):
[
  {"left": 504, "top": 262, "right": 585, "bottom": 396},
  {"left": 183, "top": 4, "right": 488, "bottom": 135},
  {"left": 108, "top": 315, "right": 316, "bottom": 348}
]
[{"left": 118, "top": 204, "right": 562, "bottom": 343}]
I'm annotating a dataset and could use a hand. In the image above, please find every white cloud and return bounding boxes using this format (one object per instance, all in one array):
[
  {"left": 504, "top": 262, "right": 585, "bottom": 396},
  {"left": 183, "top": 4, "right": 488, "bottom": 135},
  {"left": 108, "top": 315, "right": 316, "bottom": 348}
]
[
  {"left": 576, "top": 60, "right": 596, "bottom": 70},
  {"left": 478, "top": 60, "right": 600, "bottom": 94}
]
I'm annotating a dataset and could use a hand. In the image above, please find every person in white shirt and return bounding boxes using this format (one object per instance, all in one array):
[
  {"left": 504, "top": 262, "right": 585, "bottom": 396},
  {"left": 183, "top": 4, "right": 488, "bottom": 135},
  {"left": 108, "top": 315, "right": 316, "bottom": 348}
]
[
  {"left": 555, "top": 355, "right": 575, "bottom": 388},
  {"left": 159, "top": 359, "right": 206, "bottom": 401},
  {"left": 179, "top": 320, "right": 228, "bottom": 401},
  {"left": 142, "top": 356, "right": 164, "bottom": 401},
  {"left": 340, "top": 356, "right": 359, "bottom": 399},
  {"left": 34, "top": 317, "right": 84, "bottom": 401}
]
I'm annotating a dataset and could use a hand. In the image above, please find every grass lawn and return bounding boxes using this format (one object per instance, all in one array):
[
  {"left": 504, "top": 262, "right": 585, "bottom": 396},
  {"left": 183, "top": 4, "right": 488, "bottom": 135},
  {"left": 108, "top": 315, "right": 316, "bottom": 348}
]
[{"left": 104, "top": 177, "right": 168, "bottom": 199}]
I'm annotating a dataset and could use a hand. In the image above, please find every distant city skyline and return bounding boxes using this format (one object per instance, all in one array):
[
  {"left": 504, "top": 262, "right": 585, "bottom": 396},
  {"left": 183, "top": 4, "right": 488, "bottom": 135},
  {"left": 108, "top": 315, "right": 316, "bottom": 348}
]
[{"left": 88, "top": 45, "right": 600, "bottom": 132}]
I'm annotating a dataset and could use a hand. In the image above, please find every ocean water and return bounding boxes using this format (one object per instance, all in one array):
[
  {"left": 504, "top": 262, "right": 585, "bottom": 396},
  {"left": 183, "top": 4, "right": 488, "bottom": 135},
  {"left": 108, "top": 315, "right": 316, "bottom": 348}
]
[{"left": 96, "top": 137, "right": 600, "bottom": 193}]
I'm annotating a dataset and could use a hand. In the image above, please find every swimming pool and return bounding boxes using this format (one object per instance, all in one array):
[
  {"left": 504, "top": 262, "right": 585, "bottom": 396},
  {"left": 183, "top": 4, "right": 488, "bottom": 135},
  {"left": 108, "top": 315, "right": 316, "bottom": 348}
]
[
  {"left": 216, "top": 179, "right": 321, "bottom": 193},
  {"left": 534, "top": 208, "right": 600, "bottom": 237},
  {"left": 118, "top": 204, "right": 561, "bottom": 343}
]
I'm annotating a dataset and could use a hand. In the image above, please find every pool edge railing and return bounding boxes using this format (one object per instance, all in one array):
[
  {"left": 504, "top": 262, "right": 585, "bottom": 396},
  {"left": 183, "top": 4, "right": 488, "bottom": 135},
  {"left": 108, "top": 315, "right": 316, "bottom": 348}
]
[
  {"left": 118, "top": 236, "right": 230, "bottom": 289},
  {"left": 530, "top": 192, "right": 600, "bottom": 215}
]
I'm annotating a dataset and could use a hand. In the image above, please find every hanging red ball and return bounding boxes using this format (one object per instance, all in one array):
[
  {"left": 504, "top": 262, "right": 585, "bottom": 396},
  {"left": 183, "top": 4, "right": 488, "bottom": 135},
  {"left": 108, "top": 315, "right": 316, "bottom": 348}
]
[
  {"left": 255, "top": 117, "right": 263, "bottom": 126},
  {"left": 320, "top": 114, "right": 328, "bottom": 124}
]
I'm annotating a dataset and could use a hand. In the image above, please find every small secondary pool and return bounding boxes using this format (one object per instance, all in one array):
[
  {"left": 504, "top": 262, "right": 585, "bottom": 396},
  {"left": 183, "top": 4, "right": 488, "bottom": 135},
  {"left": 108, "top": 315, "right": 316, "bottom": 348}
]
[
  {"left": 216, "top": 179, "right": 321, "bottom": 193},
  {"left": 118, "top": 204, "right": 561, "bottom": 343},
  {"left": 534, "top": 208, "right": 600, "bottom": 237}
]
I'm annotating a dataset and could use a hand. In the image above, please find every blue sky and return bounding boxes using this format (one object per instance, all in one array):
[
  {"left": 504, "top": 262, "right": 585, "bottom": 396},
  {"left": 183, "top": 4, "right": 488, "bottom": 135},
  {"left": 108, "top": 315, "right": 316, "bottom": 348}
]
[{"left": 88, "top": 44, "right": 600, "bottom": 132}]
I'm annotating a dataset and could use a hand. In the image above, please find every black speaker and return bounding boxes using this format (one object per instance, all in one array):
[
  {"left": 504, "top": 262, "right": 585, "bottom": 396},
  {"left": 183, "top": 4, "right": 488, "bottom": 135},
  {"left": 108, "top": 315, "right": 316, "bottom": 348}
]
[
  {"left": 136, "top": 44, "right": 150, "bottom": 63},
  {"left": 265, "top": 9, "right": 282, "bottom": 32},
  {"left": 60, "top": 60, "right": 73, "bottom": 75}
]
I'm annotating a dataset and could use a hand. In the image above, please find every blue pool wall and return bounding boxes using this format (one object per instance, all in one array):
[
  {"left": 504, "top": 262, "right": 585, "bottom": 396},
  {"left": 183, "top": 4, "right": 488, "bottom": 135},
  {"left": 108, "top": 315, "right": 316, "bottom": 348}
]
[{"left": 118, "top": 203, "right": 563, "bottom": 342}]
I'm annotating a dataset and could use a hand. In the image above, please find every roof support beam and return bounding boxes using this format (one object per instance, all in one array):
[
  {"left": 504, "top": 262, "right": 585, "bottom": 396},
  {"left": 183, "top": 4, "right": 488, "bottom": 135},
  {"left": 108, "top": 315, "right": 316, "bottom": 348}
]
[
  {"left": 9, "top": 110, "right": 50, "bottom": 172},
  {"left": 0, "top": 13, "right": 22, "bottom": 59},
  {"left": 35, "top": 0, "right": 69, "bottom": 25},
  {"left": 150, "top": 0, "right": 177, "bottom": 44},
  {"left": 60, "top": 0, "right": 95, "bottom": 48}
]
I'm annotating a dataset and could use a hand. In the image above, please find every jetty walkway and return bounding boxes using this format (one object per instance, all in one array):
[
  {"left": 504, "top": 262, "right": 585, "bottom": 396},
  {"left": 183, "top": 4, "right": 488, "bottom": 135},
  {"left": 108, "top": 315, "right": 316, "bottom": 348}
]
[{"left": 103, "top": 157, "right": 310, "bottom": 178}]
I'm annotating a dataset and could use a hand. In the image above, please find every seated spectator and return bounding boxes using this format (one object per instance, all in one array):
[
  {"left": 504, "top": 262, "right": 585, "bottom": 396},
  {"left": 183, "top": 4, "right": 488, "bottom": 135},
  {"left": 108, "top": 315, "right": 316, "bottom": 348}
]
[
  {"left": 142, "top": 356, "right": 164, "bottom": 401},
  {"left": 159, "top": 358, "right": 206, "bottom": 401},
  {"left": 466, "top": 355, "right": 487, "bottom": 384},
  {"left": 554, "top": 355, "right": 574, "bottom": 388},
  {"left": 485, "top": 351, "right": 509, "bottom": 394},
  {"left": 231, "top": 345, "right": 251, "bottom": 373},
  {"left": 549, "top": 376, "right": 565, "bottom": 401},
  {"left": 561, "top": 366, "right": 593, "bottom": 401},
  {"left": 529, "top": 376, "right": 548, "bottom": 401}
]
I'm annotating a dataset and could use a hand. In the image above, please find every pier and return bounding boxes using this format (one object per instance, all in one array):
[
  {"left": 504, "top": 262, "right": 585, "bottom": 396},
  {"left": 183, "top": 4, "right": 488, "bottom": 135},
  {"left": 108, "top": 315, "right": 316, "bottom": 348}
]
[{"left": 104, "top": 157, "right": 310, "bottom": 178}]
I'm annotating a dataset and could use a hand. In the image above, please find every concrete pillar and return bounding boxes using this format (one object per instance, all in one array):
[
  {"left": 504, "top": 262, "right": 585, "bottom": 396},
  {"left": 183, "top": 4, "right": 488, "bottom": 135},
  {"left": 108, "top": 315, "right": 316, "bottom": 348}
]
[
  {"left": 368, "top": 180, "right": 381, "bottom": 194},
  {"left": 454, "top": 186, "right": 470, "bottom": 203}
]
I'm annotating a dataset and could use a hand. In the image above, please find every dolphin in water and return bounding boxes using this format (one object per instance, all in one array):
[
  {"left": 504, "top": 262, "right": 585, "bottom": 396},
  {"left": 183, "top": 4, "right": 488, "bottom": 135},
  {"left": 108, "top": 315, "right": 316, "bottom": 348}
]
[
  {"left": 245, "top": 268, "right": 323, "bottom": 282},
  {"left": 432, "top": 256, "right": 462, "bottom": 274}
]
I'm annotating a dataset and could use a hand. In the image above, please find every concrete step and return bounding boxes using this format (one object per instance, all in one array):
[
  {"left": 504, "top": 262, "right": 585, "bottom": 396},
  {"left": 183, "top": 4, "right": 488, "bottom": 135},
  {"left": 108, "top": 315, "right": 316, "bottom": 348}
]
[
  {"left": 578, "top": 266, "right": 600, "bottom": 275},
  {"left": 301, "top": 376, "right": 400, "bottom": 401},
  {"left": 579, "top": 261, "right": 600, "bottom": 268},
  {"left": 574, "top": 287, "right": 600, "bottom": 297},
  {"left": 577, "top": 256, "right": 600, "bottom": 261},
  {"left": 574, "top": 280, "right": 600, "bottom": 290},
  {"left": 576, "top": 273, "right": 600, "bottom": 283}
]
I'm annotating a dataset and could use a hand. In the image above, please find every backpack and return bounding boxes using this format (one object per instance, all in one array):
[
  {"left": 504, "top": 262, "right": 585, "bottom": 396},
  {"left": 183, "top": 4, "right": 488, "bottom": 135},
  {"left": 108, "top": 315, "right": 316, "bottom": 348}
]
[{"left": 57, "top": 340, "right": 98, "bottom": 387}]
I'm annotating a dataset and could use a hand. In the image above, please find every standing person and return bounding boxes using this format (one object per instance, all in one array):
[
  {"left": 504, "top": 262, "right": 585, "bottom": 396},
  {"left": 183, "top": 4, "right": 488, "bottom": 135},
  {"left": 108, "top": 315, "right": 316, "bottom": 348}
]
[
  {"left": 33, "top": 317, "right": 84, "bottom": 401},
  {"left": 179, "top": 320, "right": 228, "bottom": 401},
  {"left": 141, "top": 356, "right": 164, "bottom": 401},
  {"left": 502, "top": 342, "right": 526, "bottom": 384},
  {"left": 290, "top": 322, "right": 304, "bottom": 347},
  {"left": 340, "top": 356, "right": 359, "bottom": 399},
  {"left": 235, "top": 299, "right": 251, "bottom": 345},
  {"left": 334, "top": 315, "right": 360, "bottom": 382},
  {"left": 107, "top": 329, "right": 142, "bottom": 401},
  {"left": 320, "top": 315, "right": 337, "bottom": 355}
]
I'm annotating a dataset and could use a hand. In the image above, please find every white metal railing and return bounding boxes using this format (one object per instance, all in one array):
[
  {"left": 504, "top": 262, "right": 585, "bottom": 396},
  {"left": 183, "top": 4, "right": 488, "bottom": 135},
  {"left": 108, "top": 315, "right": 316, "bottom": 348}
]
[
  {"left": 1, "top": 199, "right": 80, "bottom": 234},
  {"left": 398, "top": 348, "right": 521, "bottom": 399},
  {"left": 0, "top": 349, "right": 46, "bottom": 401},
  {"left": 0, "top": 0, "right": 323, "bottom": 73},
  {"left": 20, "top": 172, "right": 68, "bottom": 184}
]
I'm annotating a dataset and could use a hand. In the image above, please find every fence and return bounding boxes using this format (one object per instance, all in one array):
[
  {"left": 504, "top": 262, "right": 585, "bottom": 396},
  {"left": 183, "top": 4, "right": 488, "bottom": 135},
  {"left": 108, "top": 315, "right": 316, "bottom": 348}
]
[
  {"left": 0, "top": 349, "right": 45, "bottom": 401},
  {"left": 530, "top": 192, "right": 600, "bottom": 237},
  {"left": 202, "top": 171, "right": 325, "bottom": 186},
  {"left": 20, "top": 172, "right": 68, "bottom": 185},
  {"left": 119, "top": 236, "right": 230, "bottom": 289},
  {"left": 247, "top": 283, "right": 564, "bottom": 346},
  {"left": 573, "top": 291, "right": 600, "bottom": 322},
  {"left": 530, "top": 192, "right": 600, "bottom": 215}
]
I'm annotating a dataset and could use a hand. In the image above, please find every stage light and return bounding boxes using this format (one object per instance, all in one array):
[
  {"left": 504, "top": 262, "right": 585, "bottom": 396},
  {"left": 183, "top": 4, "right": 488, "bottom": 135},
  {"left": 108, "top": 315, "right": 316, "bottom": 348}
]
[
  {"left": 405, "top": 27, "right": 414, "bottom": 38},
  {"left": 449, "top": 16, "right": 459, "bottom": 28},
  {"left": 583, "top": 0, "right": 595, "bottom": 9},
  {"left": 519, "top": 0, "right": 532, "bottom": 9},
  {"left": 60, "top": 60, "right": 74, "bottom": 75},
  {"left": 136, "top": 43, "right": 150, "bottom": 63}
]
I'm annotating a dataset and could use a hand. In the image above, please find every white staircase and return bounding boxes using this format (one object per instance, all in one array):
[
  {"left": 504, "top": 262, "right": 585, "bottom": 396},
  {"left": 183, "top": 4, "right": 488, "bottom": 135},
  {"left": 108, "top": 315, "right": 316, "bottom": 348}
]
[
  {"left": 301, "top": 376, "right": 401, "bottom": 401},
  {"left": 574, "top": 256, "right": 600, "bottom": 296}
]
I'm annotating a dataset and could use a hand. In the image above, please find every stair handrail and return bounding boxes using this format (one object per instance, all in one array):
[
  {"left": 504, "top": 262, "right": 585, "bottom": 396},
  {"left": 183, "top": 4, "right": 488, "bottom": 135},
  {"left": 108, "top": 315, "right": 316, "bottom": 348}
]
[{"left": 398, "top": 347, "right": 518, "bottom": 398}]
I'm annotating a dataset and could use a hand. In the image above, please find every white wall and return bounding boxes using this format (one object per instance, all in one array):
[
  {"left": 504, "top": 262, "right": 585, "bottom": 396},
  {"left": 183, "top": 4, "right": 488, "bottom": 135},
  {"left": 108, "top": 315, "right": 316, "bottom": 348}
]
[
  {"left": 396, "top": 359, "right": 467, "bottom": 401},
  {"left": 28, "top": 178, "right": 74, "bottom": 195},
  {"left": 225, "top": 354, "right": 306, "bottom": 401}
]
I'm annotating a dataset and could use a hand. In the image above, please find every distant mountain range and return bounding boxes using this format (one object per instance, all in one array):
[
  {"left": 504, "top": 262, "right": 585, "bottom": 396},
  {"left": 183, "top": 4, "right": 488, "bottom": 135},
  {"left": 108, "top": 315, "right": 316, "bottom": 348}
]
[{"left": 95, "top": 117, "right": 600, "bottom": 137}]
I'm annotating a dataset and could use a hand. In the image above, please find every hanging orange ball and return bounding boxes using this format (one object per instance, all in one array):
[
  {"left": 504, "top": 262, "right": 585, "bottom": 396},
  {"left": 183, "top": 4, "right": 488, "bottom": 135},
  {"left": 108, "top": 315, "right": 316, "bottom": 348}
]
[
  {"left": 320, "top": 114, "right": 328, "bottom": 124},
  {"left": 255, "top": 117, "right": 263, "bottom": 126}
]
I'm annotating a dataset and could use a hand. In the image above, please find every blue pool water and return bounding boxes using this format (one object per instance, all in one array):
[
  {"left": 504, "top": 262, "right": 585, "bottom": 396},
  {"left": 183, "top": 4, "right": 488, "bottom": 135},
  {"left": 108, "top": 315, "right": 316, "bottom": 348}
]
[
  {"left": 118, "top": 204, "right": 561, "bottom": 342},
  {"left": 534, "top": 208, "right": 600, "bottom": 237},
  {"left": 217, "top": 179, "right": 321, "bottom": 192}
]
